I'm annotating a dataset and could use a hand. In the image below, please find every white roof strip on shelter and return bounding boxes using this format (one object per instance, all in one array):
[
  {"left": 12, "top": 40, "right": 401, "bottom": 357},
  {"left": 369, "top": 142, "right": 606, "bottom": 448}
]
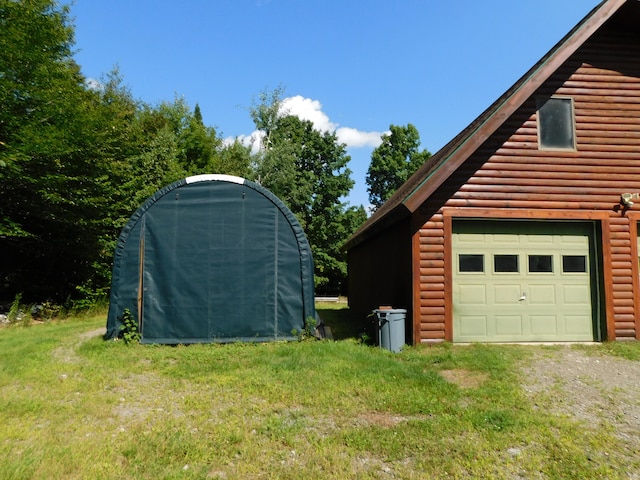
[{"left": 185, "top": 174, "right": 245, "bottom": 185}]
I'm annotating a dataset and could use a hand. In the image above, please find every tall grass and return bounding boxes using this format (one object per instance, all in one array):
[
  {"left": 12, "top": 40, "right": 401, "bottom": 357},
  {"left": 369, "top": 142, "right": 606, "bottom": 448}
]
[{"left": 0, "top": 309, "right": 637, "bottom": 479}]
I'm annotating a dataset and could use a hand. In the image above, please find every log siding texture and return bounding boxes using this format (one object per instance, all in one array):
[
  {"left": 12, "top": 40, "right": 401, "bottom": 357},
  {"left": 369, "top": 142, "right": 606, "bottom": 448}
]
[{"left": 346, "top": 0, "right": 640, "bottom": 344}]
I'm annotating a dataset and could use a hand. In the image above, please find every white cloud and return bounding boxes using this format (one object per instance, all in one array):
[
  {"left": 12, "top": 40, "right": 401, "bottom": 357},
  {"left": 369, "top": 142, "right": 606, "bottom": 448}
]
[
  {"left": 225, "top": 95, "right": 384, "bottom": 150},
  {"left": 336, "top": 127, "right": 386, "bottom": 148},
  {"left": 280, "top": 95, "right": 337, "bottom": 133}
]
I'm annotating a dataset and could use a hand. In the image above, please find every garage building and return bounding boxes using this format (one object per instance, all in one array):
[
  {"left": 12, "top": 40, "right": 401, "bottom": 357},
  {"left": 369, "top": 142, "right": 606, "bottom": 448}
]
[{"left": 345, "top": 0, "right": 640, "bottom": 343}]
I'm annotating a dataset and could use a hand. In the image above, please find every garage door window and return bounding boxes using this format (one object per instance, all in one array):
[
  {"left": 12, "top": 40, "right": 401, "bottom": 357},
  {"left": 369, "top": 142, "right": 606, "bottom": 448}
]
[
  {"left": 459, "top": 254, "right": 484, "bottom": 273},
  {"left": 562, "top": 255, "right": 587, "bottom": 273},
  {"left": 494, "top": 254, "right": 519, "bottom": 273},
  {"left": 528, "top": 254, "right": 553, "bottom": 273}
]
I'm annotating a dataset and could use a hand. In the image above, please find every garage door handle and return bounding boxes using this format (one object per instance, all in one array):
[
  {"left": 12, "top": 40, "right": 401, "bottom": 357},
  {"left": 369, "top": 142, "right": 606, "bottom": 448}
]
[{"left": 519, "top": 292, "right": 527, "bottom": 301}]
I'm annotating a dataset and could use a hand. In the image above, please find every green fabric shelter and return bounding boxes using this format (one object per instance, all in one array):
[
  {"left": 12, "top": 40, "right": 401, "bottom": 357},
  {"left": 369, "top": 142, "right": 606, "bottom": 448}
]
[{"left": 105, "top": 174, "right": 316, "bottom": 343}]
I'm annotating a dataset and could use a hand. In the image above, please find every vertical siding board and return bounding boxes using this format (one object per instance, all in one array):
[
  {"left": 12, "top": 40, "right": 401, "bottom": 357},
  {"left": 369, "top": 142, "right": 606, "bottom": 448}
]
[
  {"left": 414, "top": 22, "right": 640, "bottom": 342},
  {"left": 412, "top": 229, "right": 423, "bottom": 344},
  {"left": 443, "top": 214, "right": 453, "bottom": 342}
]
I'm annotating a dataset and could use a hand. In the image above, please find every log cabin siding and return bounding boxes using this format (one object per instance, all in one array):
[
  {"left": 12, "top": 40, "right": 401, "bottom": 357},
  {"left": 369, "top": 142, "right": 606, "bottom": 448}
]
[
  {"left": 416, "top": 215, "right": 446, "bottom": 342},
  {"left": 416, "top": 23, "right": 640, "bottom": 342}
]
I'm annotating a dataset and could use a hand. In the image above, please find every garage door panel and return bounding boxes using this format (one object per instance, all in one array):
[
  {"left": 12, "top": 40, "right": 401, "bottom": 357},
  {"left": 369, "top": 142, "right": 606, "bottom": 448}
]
[
  {"left": 560, "top": 235, "right": 588, "bottom": 247},
  {"left": 493, "top": 234, "right": 519, "bottom": 244},
  {"left": 493, "top": 284, "right": 522, "bottom": 304},
  {"left": 565, "top": 315, "right": 593, "bottom": 335},
  {"left": 457, "top": 284, "right": 487, "bottom": 304},
  {"left": 530, "top": 315, "right": 558, "bottom": 335},
  {"left": 528, "top": 285, "right": 556, "bottom": 305},
  {"left": 458, "top": 316, "right": 488, "bottom": 336},
  {"left": 495, "top": 315, "right": 523, "bottom": 335},
  {"left": 562, "top": 284, "right": 590, "bottom": 304},
  {"left": 527, "top": 234, "right": 554, "bottom": 245},
  {"left": 458, "top": 233, "right": 485, "bottom": 244}
]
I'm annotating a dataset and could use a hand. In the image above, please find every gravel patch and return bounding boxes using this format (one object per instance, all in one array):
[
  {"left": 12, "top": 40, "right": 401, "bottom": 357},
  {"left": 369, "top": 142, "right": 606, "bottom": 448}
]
[{"left": 522, "top": 346, "right": 640, "bottom": 452}]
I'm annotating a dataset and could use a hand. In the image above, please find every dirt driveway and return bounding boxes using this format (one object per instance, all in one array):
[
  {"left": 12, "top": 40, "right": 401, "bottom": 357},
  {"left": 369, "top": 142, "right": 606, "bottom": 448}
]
[{"left": 522, "top": 346, "right": 640, "bottom": 465}]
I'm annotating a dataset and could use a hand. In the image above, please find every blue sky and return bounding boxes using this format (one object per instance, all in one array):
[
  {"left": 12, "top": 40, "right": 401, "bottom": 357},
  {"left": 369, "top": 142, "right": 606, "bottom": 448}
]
[{"left": 70, "top": 0, "right": 602, "bottom": 208}]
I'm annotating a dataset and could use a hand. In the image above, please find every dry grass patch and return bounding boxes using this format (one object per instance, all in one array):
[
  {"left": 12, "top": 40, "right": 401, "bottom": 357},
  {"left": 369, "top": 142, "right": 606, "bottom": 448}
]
[{"left": 440, "top": 368, "right": 489, "bottom": 389}]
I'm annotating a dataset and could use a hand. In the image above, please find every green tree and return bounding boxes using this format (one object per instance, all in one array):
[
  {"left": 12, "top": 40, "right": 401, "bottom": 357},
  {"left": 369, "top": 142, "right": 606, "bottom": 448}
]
[
  {"left": 119, "top": 97, "right": 222, "bottom": 210},
  {"left": 124, "top": 119, "right": 186, "bottom": 208},
  {"left": 67, "top": 70, "right": 147, "bottom": 301},
  {"left": 366, "top": 123, "right": 431, "bottom": 210},
  {"left": 250, "top": 89, "right": 361, "bottom": 293},
  {"left": 0, "top": 0, "right": 77, "bottom": 237},
  {"left": 216, "top": 139, "right": 254, "bottom": 179},
  {"left": 177, "top": 102, "right": 221, "bottom": 175},
  {"left": 0, "top": 0, "right": 121, "bottom": 301},
  {"left": 250, "top": 85, "right": 286, "bottom": 152}
]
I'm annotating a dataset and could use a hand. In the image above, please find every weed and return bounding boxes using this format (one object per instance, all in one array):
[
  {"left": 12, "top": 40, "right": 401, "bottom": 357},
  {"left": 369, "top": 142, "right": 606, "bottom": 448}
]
[
  {"left": 7, "top": 293, "right": 23, "bottom": 323},
  {"left": 119, "top": 308, "right": 141, "bottom": 344},
  {"left": 359, "top": 331, "right": 372, "bottom": 345},
  {"left": 292, "top": 316, "right": 318, "bottom": 341}
]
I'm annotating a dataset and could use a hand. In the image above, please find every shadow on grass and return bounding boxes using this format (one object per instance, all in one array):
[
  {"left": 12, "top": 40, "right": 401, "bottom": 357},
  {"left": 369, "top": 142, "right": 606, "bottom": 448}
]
[{"left": 316, "top": 303, "right": 374, "bottom": 342}]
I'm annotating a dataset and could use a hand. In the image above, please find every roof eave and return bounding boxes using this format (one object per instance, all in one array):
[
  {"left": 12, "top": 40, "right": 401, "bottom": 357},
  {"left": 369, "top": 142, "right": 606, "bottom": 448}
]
[{"left": 342, "top": 203, "right": 411, "bottom": 251}]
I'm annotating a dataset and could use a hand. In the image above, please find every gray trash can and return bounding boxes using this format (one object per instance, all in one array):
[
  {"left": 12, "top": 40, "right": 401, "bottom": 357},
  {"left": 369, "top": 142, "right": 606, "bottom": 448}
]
[{"left": 373, "top": 309, "right": 406, "bottom": 353}]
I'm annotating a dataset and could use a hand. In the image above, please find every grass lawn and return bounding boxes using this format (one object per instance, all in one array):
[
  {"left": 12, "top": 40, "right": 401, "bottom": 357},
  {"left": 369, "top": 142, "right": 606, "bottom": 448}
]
[{"left": 0, "top": 304, "right": 638, "bottom": 479}]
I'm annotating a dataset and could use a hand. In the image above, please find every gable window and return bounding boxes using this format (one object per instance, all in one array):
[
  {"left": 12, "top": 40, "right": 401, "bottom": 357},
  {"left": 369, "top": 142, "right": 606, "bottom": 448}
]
[{"left": 537, "top": 96, "right": 576, "bottom": 150}]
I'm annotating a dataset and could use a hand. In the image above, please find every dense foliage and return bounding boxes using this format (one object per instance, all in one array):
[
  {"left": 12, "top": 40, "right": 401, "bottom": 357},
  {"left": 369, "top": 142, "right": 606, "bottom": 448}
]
[
  {"left": 366, "top": 124, "right": 431, "bottom": 210},
  {"left": 0, "top": 1, "right": 375, "bottom": 303},
  {"left": 0, "top": 0, "right": 111, "bottom": 302}
]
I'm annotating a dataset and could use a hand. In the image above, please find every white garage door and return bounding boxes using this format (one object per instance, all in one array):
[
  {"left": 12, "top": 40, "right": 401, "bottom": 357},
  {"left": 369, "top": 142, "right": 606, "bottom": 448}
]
[{"left": 452, "top": 221, "right": 596, "bottom": 342}]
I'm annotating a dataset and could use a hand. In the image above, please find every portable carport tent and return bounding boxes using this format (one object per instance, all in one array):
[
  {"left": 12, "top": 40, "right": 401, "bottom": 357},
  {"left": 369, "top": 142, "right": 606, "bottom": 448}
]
[{"left": 105, "top": 174, "right": 316, "bottom": 343}]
